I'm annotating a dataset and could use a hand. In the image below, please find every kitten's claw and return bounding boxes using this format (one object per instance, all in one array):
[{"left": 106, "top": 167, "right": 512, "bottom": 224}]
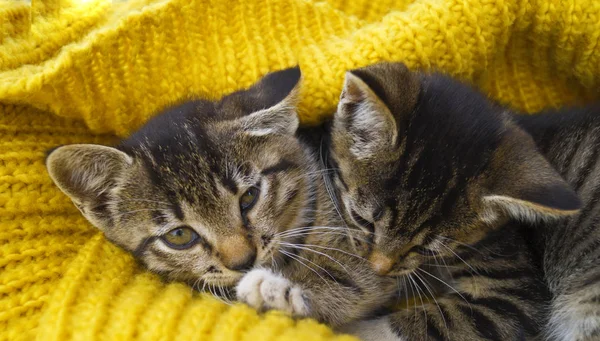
[{"left": 236, "top": 268, "right": 309, "bottom": 316}]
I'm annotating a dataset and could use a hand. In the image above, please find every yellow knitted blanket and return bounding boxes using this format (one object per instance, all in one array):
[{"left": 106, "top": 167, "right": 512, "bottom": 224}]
[{"left": 1, "top": 0, "right": 599, "bottom": 340}]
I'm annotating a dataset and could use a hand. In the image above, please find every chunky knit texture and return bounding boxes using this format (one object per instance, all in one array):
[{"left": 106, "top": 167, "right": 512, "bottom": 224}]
[{"left": 1, "top": 0, "right": 600, "bottom": 340}]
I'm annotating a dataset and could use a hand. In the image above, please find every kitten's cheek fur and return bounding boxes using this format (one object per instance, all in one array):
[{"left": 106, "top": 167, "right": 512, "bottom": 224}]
[{"left": 236, "top": 269, "right": 309, "bottom": 316}]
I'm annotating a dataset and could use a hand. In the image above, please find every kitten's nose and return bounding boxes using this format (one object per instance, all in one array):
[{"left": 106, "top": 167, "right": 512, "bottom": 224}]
[
  {"left": 229, "top": 251, "right": 257, "bottom": 271},
  {"left": 218, "top": 235, "right": 257, "bottom": 271},
  {"left": 369, "top": 251, "right": 394, "bottom": 275}
]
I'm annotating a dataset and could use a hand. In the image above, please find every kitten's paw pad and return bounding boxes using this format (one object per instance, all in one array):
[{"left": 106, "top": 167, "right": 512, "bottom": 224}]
[{"left": 236, "top": 269, "right": 309, "bottom": 316}]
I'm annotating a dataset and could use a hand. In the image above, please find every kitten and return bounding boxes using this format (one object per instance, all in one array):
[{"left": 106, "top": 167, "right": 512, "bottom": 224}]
[
  {"left": 514, "top": 107, "right": 600, "bottom": 341},
  {"left": 327, "top": 62, "right": 583, "bottom": 340},
  {"left": 45, "top": 67, "right": 396, "bottom": 327}
]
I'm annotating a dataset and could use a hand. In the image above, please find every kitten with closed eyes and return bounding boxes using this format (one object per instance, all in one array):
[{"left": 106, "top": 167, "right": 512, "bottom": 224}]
[
  {"left": 45, "top": 67, "right": 397, "bottom": 327},
  {"left": 327, "top": 62, "right": 589, "bottom": 340}
]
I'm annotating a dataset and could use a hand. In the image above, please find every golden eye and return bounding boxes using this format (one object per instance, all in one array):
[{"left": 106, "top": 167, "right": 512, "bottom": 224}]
[
  {"left": 240, "top": 186, "right": 259, "bottom": 211},
  {"left": 161, "top": 226, "right": 199, "bottom": 249}
]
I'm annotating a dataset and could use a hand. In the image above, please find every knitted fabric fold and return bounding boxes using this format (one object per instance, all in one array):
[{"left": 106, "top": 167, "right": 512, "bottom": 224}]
[{"left": 1, "top": 0, "right": 599, "bottom": 340}]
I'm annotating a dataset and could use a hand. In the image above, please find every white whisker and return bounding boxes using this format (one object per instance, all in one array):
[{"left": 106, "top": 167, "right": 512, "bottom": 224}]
[
  {"left": 408, "top": 274, "right": 428, "bottom": 333},
  {"left": 282, "top": 242, "right": 365, "bottom": 260},
  {"left": 113, "top": 208, "right": 165, "bottom": 218},
  {"left": 280, "top": 242, "right": 351, "bottom": 274},
  {"left": 280, "top": 231, "right": 372, "bottom": 245},
  {"left": 402, "top": 276, "right": 410, "bottom": 310},
  {"left": 280, "top": 250, "right": 334, "bottom": 289},
  {"left": 119, "top": 198, "right": 171, "bottom": 205},
  {"left": 414, "top": 270, "right": 448, "bottom": 335},
  {"left": 319, "top": 140, "right": 347, "bottom": 227},
  {"left": 439, "top": 241, "right": 480, "bottom": 275},
  {"left": 276, "top": 226, "right": 349, "bottom": 236}
]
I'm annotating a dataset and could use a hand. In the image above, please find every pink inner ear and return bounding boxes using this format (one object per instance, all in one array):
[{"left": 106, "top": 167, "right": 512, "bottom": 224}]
[
  {"left": 342, "top": 75, "right": 367, "bottom": 102},
  {"left": 482, "top": 192, "right": 581, "bottom": 225}
]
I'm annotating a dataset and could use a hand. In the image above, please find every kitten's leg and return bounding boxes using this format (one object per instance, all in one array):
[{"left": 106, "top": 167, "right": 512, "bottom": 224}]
[
  {"left": 341, "top": 289, "right": 544, "bottom": 341},
  {"left": 548, "top": 290, "right": 600, "bottom": 341},
  {"left": 236, "top": 254, "right": 397, "bottom": 327},
  {"left": 340, "top": 256, "right": 547, "bottom": 341},
  {"left": 546, "top": 270, "right": 600, "bottom": 341},
  {"left": 541, "top": 207, "right": 600, "bottom": 340}
]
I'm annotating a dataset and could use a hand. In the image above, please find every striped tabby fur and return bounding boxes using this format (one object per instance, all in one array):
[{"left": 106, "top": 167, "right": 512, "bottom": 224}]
[
  {"left": 327, "top": 62, "right": 588, "bottom": 340},
  {"left": 46, "top": 68, "right": 397, "bottom": 327},
  {"left": 516, "top": 108, "right": 600, "bottom": 341}
]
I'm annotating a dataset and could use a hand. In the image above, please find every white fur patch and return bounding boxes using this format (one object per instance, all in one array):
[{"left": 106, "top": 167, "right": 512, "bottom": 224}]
[
  {"left": 236, "top": 268, "right": 309, "bottom": 316},
  {"left": 547, "top": 293, "right": 600, "bottom": 341},
  {"left": 339, "top": 317, "right": 404, "bottom": 341}
]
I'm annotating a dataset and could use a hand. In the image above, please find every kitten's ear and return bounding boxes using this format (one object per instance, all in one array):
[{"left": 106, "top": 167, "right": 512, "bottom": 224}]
[
  {"left": 481, "top": 133, "right": 581, "bottom": 223},
  {"left": 46, "top": 144, "right": 133, "bottom": 228},
  {"left": 240, "top": 67, "right": 301, "bottom": 136},
  {"left": 334, "top": 62, "right": 420, "bottom": 159}
]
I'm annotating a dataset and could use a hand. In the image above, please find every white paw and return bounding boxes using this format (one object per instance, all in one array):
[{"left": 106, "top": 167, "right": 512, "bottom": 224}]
[{"left": 236, "top": 268, "right": 309, "bottom": 316}]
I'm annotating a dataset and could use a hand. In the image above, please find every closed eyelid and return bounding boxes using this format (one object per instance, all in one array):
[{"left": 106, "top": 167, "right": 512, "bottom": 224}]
[
  {"left": 350, "top": 208, "right": 375, "bottom": 233},
  {"left": 408, "top": 244, "right": 439, "bottom": 256},
  {"left": 373, "top": 207, "right": 385, "bottom": 221}
]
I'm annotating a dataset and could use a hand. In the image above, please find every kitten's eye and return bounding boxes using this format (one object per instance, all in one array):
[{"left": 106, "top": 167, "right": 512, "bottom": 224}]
[
  {"left": 240, "top": 186, "right": 259, "bottom": 211},
  {"left": 350, "top": 209, "right": 375, "bottom": 233},
  {"left": 161, "top": 226, "right": 199, "bottom": 249}
]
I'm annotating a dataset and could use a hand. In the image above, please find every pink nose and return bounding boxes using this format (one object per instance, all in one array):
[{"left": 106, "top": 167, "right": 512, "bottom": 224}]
[
  {"left": 217, "top": 235, "right": 256, "bottom": 271},
  {"left": 369, "top": 251, "right": 394, "bottom": 275}
]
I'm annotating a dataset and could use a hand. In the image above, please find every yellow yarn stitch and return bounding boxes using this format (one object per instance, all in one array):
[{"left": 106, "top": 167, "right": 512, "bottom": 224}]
[{"left": 1, "top": 0, "right": 600, "bottom": 340}]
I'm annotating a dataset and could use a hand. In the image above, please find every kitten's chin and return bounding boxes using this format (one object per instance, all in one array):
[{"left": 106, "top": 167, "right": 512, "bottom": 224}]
[{"left": 202, "top": 274, "right": 243, "bottom": 288}]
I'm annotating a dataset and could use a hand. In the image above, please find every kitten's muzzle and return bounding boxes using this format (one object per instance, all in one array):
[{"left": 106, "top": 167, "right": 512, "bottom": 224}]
[
  {"left": 217, "top": 235, "right": 257, "bottom": 271},
  {"left": 369, "top": 251, "right": 394, "bottom": 275}
]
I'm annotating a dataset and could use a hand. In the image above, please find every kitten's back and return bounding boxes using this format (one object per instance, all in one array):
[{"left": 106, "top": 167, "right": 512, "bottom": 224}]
[{"left": 515, "top": 105, "right": 600, "bottom": 341}]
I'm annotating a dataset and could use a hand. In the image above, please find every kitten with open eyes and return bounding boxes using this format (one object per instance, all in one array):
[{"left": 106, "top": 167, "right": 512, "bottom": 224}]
[
  {"left": 45, "top": 68, "right": 396, "bottom": 327},
  {"left": 327, "top": 62, "right": 595, "bottom": 340}
]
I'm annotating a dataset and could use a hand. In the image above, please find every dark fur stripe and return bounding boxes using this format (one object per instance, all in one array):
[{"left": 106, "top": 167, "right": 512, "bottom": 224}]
[
  {"left": 470, "top": 297, "right": 539, "bottom": 336},
  {"left": 328, "top": 156, "right": 349, "bottom": 191},
  {"left": 170, "top": 200, "right": 185, "bottom": 220},
  {"left": 495, "top": 287, "right": 540, "bottom": 303},
  {"left": 198, "top": 236, "right": 214, "bottom": 254},
  {"left": 91, "top": 193, "right": 113, "bottom": 227},
  {"left": 582, "top": 295, "right": 600, "bottom": 304},
  {"left": 457, "top": 304, "right": 502, "bottom": 341},
  {"left": 219, "top": 174, "right": 238, "bottom": 193},
  {"left": 149, "top": 247, "right": 181, "bottom": 268},
  {"left": 284, "top": 188, "right": 299, "bottom": 203},
  {"left": 576, "top": 270, "right": 600, "bottom": 290},
  {"left": 438, "top": 303, "right": 454, "bottom": 329},
  {"left": 426, "top": 318, "right": 446, "bottom": 341},
  {"left": 573, "top": 238, "right": 600, "bottom": 268},
  {"left": 262, "top": 159, "right": 297, "bottom": 176},
  {"left": 452, "top": 268, "right": 531, "bottom": 281},
  {"left": 570, "top": 190, "right": 600, "bottom": 241},
  {"left": 568, "top": 212, "right": 600, "bottom": 252},
  {"left": 151, "top": 210, "right": 168, "bottom": 226},
  {"left": 323, "top": 266, "right": 363, "bottom": 295},
  {"left": 573, "top": 137, "right": 600, "bottom": 191},
  {"left": 561, "top": 132, "right": 587, "bottom": 174},
  {"left": 133, "top": 236, "right": 158, "bottom": 258}
]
